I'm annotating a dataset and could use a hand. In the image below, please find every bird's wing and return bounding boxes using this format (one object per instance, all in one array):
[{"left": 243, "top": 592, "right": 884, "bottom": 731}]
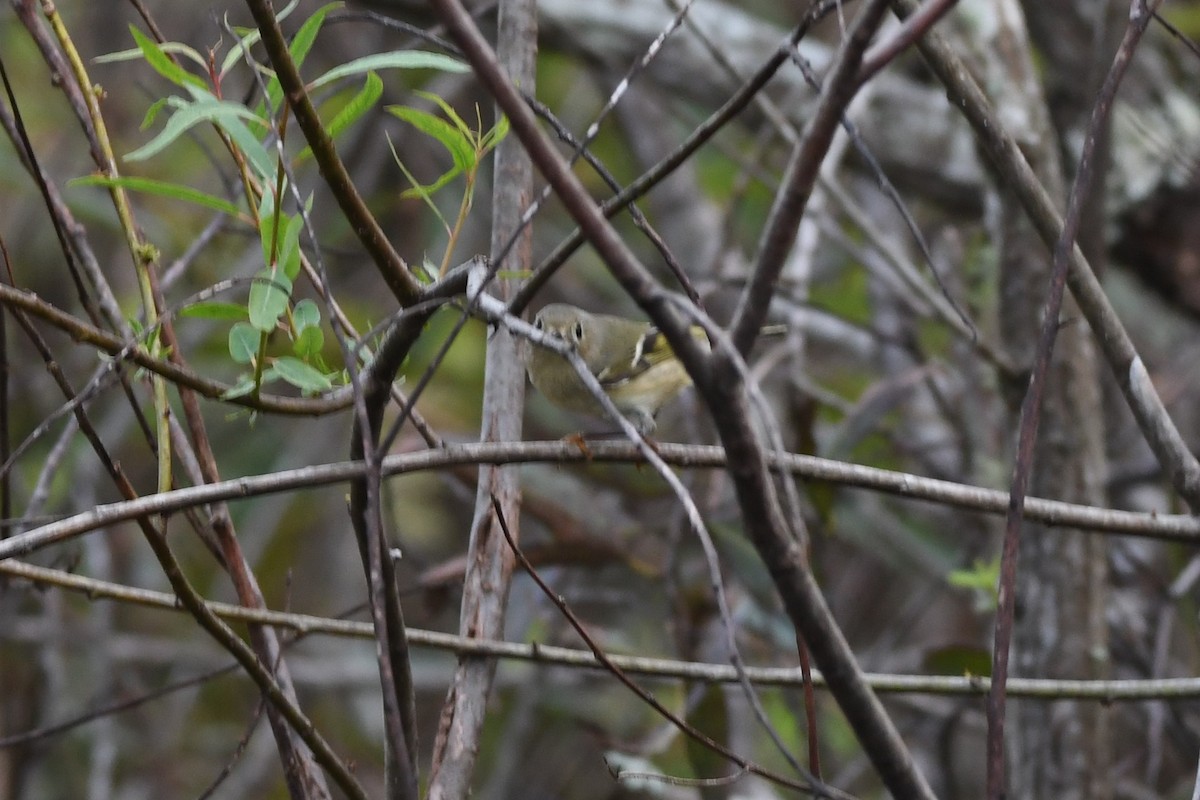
[{"left": 596, "top": 327, "right": 668, "bottom": 387}]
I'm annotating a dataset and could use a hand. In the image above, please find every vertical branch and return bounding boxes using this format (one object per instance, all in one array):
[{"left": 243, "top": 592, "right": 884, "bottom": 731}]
[
  {"left": 986, "top": 2, "right": 1158, "bottom": 797},
  {"left": 729, "top": 0, "right": 890, "bottom": 355},
  {"left": 426, "top": 0, "right": 535, "bottom": 796}
]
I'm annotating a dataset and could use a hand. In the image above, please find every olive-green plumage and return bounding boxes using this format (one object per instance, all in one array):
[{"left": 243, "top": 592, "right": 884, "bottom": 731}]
[{"left": 527, "top": 303, "right": 701, "bottom": 434}]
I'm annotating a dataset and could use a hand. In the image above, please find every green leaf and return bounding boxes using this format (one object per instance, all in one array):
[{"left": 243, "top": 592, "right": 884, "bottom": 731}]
[
  {"left": 293, "top": 325, "right": 324, "bottom": 358},
  {"left": 310, "top": 51, "right": 467, "bottom": 91},
  {"left": 386, "top": 104, "right": 474, "bottom": 172},
  {"left": 481, "top": 112, "right": 510, "bottom": 152},
  {"left": 140, "top": 97, "right": 170, "bottom": 130},
  {"left": 278, "top": 213, "right": 305, "bottom": 280},
  {"left": 385, "top": 133, "right": 450, "bottom": 227},
  {"left": 228, "top": 322, "right": 259, "bottom": 364},
  {"left": 70, "top": 175, "right": 241, "bottom": 217},
  {"left": 181, "top": 301, "right": 247, "bottom": 320},
  {"left": 273, "top": 356, "right": 332, "bottom": 393},
  {"left": 97, "top": 41, "right": 206, "bottom": 70},
  {"left": 292, "top": 298, "right": 321, "bottom": 331},
  {"left": 288, "top": 2, "right": 338, "bottom": 67},
  {"left": 127, "top": 27, "right": 208, "bottom": 89},
  {"left": 297, "top": 72, "right": 383, "bottom": 164},
  {"left": 221, "top": 376, "right": 258, "bottom": 400},
  {"left": 259, "top": 194, "right": 302, "bottom": 276},
  {"left": 415, "top": 90, "right": 472, "bottom": 138},
  {"left": 211, "top": 116, "right": 276, "bottom": 182},
  {"left": 248, "top": 270, "right": 292, "bottom": 332},
  {"left": 947, "top": 558, "right": 1000, "bottom": 592},
  {"left": 126, "top": 97, "right": 266, "bottom": 162}
]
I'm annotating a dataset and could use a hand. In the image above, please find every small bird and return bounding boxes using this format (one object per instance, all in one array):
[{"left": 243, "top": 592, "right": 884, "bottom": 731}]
[{"left": 527, "top": 303, "right": 703, "bottom": 435}]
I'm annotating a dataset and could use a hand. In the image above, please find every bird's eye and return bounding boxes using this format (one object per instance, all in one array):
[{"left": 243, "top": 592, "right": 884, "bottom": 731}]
[
  {"left": 573, "top": 322, "right": 584, "bottom": 341},
  {"left": 534, "top": 317, "right": 543, "bottom": 331}
]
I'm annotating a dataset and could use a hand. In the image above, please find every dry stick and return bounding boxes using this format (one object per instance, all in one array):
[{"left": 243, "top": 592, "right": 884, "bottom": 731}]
[
  {"left": 346, "top": 305, "right": 445, "bottom": 796},
  {"left": 339, "top": 285, "right": 471, "bottom": 791},
  {"left": 428, "top": 0, "right": 935, "bottom": 794},
  {"left": 986, "top": 3, "right": 1161, "bottom": 798},
  {"left": 0, "top": 271, "right": 6, "bottom": 542},
  {"left": 10, "top": 1, "right": 102, "bottom": 168},
  {"left": 856, "top": 0, "right": 960, "bottom": 84},
  {"left": 488, "top": 496, "right": 851, "bottom": 800},
  {"left": 0, "top": 587, "right": 369, "bottom": 753},
  {"left": 672, "top": 299, "right": 825, "bottom": 777},
  {"left": 0, "top": 646, "right": 243, "bottom": 749},
  {"left": 511, "top": 0, "right": 703, "bottom": 304},
  {"left": 197, "top": 695, "right": 269, "bottom": 800},
  {"left": 425, "top": 0, "right": 534, "bottom": 796},
  {"left": 0, "top": 52, "right": 111, "bottom": 335},
  {"left": 784, "top": 50, "right": 1003, "bottom": 368},
  {"left": 1153, "top": 9, "right": 1200, "bottom": 60}
]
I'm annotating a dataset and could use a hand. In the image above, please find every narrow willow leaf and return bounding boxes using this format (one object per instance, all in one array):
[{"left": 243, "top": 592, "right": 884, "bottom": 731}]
[
  {"left": 273, "top": 356, "right": 332, "bottom": 393},
  {"left": 140, "top": 97, "right": 170, "bottom": 131},
  {"left": 385, "top": 132, "right": 452, "bottom": 225},
  {"left": 481, "top": 113, "right": 510, "bottom": 152},
  {"left": 310, "top": 51, "right": 467, "bottom": 91},
  {"left": 415, "top": 89, "right": 472, "bottom": 138},
  {"left": 71, "top": 175, "right": 241, "bottom": 217},
  {"left": 279, "top": 213, "right": 305, "bottom": 280},
  {"left": 128, "top": 27, "right": 207, "bottom": 89},
  {"left": 98, "top": 41, "right": 206, "bottom": 68},
  {"left": 297, "top": 72, "right": 383, "bottom": 164},
  {"left": 248, "top": 270, "right": 292, "bottom": 332},
  {"left": 288, "top": 2, "right": 338, "bottom": 66},
  {"left": 126, "top": 98, "right": 266, "bottom": 162},
  {"left": 386, "top": 104, "right": 474, "bottom": 172},
  {"left": 212, "top": 116, "right": 276, "bottom": 182}
]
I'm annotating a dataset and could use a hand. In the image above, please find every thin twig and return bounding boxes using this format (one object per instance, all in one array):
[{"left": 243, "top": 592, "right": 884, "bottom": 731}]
[
  {"left": 987, "top": 3, "right": 1162, "bottom": 797},
  {"left": 14, "top": 557, "right": 1200, "bottom": 701}
]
